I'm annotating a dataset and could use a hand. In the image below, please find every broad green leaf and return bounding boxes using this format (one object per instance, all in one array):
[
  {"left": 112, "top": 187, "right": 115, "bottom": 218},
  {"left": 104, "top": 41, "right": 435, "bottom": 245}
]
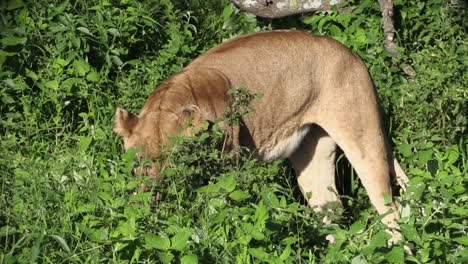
[
  {"left": 197, "top": 183, "right": 220, "bottom": 193},
  {"left": 0, "top": 36, "right": 26, "bottom": 46},
  {"left": 241, "top": 223, "right": 265, "bottom": 241},
  {"left": 0, "top": 226, "right": 17, "bottom": 237},
  {"left": 111, "top": 55, "right": 123, "bottom": 66},
  {"left": 56, "top": 58, "right": 69, "bottom": 67},
  {"left": 97, "top": 192, "right": 112, "bottom": 202},
  {"left": 107, "top": 28, "right": 121, "bottom": 37},
  {"left": 158, "top": 252, "right": 175, "bottom": 264},
  {"left": 262, "top": 189, "right": 280, "bottom": 207},
  {"left": 384, "top": 246, "right": 405, "bottom": 264},
  {"left": 445, "top": 147, "right": 459, "bottom": 166},
  {"left": 77, "top": 136, "right": 92, "bottom": 152},
  {"left": 74, "top": 59, "right": 90, "bottom": 76},
  {"left": 417, "top": 150, "right": 433, "bottom": 166},
  {"left": 145, "top": 234, "right": 170, "bottom": 250},
  {"left": 86, "top": 71, "right": 100, "bottom": 82},
  {"left": 171, "top": 230, "right": 192, "bottom": 251},
  {"left": 349, "top": 220, "right": 365, "bottom": 234},
  {"left": 400, "top": 224, "right": 422, "bottom": 245},
  {"left": 217, "top": 175, "right": 236, "bottom": 192},
  {"left": 362, "top": 232, "right": 387, "bottom": 255},
  {"left": 122, "top": 149, "right": 138, "bottom": 161},
  {"left": 129, "top": 192, "right": 152, "bottom": 202},
  {"left": 6, "top": 0, "right": 25, "bottom": 10},
  {"left": 229, "top": 190, "right": 251, "bottom": 202},
  {"left": 454, "top": 236, "right": 468, "bottom": 246},
  {"left": 45, "top": 80, "right": 59, "bottom": 90},
  {"left": 351, "top": 256, "right": 369, "bottom": 264},
  {"left": 249, "top": 247, "right": 270, "bottom": 261},
  {"left": 118, "top": 218, "right": 136, "bottom": 240},
  {"left": 62, "top": 78, "right": 82, "bottom": 89},
  {"left": 25, "top": 69, "right": 38, "bottom": 81},
  {"left": 181, "top": 254, "right": 198, "bottom": 264},
  {"left": 398, "top": 144, "right": 413, "bottom": 158}
]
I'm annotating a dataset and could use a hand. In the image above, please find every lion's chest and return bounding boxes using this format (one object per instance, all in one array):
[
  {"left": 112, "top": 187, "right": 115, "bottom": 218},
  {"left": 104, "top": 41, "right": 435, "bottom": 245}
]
[{"left": 260, "top": 126, "right": 310, "bottom": 162}]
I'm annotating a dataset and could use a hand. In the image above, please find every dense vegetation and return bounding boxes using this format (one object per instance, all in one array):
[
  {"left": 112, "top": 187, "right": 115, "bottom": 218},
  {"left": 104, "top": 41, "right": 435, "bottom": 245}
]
[{"left": 1, "top": 0, "right": 466, "bottom": 263}]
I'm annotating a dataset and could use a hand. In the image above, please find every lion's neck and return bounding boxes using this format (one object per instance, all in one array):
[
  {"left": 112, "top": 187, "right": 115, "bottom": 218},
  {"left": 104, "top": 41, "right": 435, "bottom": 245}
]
[{"left": 140, "top": 68, "right": 231, "bottom": 119}]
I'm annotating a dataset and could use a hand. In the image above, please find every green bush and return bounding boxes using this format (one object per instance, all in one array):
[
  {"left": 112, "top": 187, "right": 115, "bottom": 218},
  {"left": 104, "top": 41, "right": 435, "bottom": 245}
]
[{"left": 1, "top": 0, "right": 466, "bottom": 263}]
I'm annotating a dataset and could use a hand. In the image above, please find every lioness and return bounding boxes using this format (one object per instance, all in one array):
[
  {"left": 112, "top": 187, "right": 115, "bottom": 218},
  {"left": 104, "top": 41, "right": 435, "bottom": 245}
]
[{"left": 114, "top": 30, "right": 410, "bottom": 245}]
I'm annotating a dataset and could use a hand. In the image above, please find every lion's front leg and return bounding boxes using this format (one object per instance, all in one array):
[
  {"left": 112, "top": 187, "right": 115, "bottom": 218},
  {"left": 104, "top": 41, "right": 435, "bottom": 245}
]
[{"left": 289, "top": 125, "right": 339, "bottom": 243}]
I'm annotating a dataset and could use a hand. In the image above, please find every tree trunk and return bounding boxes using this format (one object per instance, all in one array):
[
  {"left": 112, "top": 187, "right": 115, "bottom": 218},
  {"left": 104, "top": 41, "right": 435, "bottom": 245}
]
[
  {"left": 229, "top": 0, "right": 346, "bottom": 18},
  {"left": 378, "top": 0, "right": 399, "bottom": 55}
]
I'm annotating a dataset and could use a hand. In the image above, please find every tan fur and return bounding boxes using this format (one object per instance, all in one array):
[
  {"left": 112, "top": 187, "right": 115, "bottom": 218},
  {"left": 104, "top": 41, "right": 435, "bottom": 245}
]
[{"left": 114, "top": 30, "right": 409, "bottom": 245}]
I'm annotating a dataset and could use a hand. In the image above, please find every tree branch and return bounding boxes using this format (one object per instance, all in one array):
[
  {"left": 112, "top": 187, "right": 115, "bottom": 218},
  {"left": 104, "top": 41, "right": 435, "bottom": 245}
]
[{"left": 229, "top": 0, "right": 346, "bottom": 18}]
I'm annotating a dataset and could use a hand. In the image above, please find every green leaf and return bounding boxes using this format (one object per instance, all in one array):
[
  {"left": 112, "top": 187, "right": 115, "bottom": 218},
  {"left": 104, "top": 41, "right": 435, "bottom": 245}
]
[
  {"left": 0, "top": 36, "right": 27, "bottom": 46},
  {"left": 118, "top": 218, "right": 136, "bottom": 240},
  {"left": 77, "top": 136, "right": 92, "bottom": 152},
  {"left": 181, "top": 254, "right": 198, "bottom": 264},
  {"left": 0, "top": 50, "right": 16, "bottom": 66},
  {"left": 229, "top": 190, "right": 251, "bottom": 201},
  {"left": 45, "top": 80, "right": 59, "bottom": 90},
  {"left": 384, "top": 246, "right": 405, "bottom": 264},
  {"left": 417, "top": 150, "right": 433, "bottom": 166},
  {"left": 254, "top": 200, "right": 268, "bottom": 227},
  {"left": 74, "top": 59, "right": 90, "bottom": 76},
  {"left": 279, "top": 245, "right": 292, "bottom": 261},
  {"left": 171, "top": 229, "right": 192, "bottom": 251},
  {"left": 129, "top": 192, "right": 152, "bottom": 202},
  {"left": 62, "top": 78, "right": 82, "bottom": 89},
  {"left": 249, "top": 247, "right": 270, "bottom": 261},
  {"left": 6, "top": 0, "right": 25, "bottom": 10},
  {"left": 86, "top": 71, "right": 100, "bottom": 82},
  {"left": 398, "top": 144, "right": 413, "bottom": 158},
  {"left": 351, "top": 256, "right": 369, "bottom": 264},
  {"left": 25, "top": 69, "right": 38, "bottom": 81},
  {"left": 197, "top": 183, "right": 220, "bottom": 193},
  {"left": 97, "top": 192, "right": 112, "bottom": 202},
  {"left": 77, "top": 27, "right": 92, "bottom": 36},
  {"left": 107, "top": 28, "right": 121, "bottom": 37},
  {"left": 30, "top": 233, "right": 44, "bottom": 263},
  {"left": 145, "top": 234, "right": 170, "bottom": 250},
  {"left": 445, "top": 147, "right": 459, "bottom": 166},
  {"left": 0, "top": 226, "right": 17, "bottom": 237},
  {"left": 400, "top": 224, "right": 422, "bottom": 245},
  {"left": 158, "top": 252, "right": 175, "bottom": 264},
  {"left": 111, "top": 55, "right": 123, "bottom": 66},
  {"left": 50, "top": 235, "right": 71, "bottom": 253},
  {"left": 217, "top": 175, "right": 236, "bottom": 192},
  {"left": 349, "top": 220, "right": 365, "bottom": 234},
  {"left": 241, "top": 223, "right": 265, "bottom": 241},
  {"left": 362, "top": 232, "right": 387, "bottom": 255},
  {"left": 454, "top": 236, "right": 468, "bottom": 246}
]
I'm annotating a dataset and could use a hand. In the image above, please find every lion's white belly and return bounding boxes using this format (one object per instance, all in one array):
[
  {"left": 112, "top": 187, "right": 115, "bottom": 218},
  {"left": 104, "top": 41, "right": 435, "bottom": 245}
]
[{"left": 262, "top": 126, "right": 310, "bottom": 162}]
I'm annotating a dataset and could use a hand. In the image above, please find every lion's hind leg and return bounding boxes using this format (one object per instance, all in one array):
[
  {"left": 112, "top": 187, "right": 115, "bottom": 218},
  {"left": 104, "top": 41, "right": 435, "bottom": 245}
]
[{"left": 317, "top": 114, "right": 404, "bottom": 245}]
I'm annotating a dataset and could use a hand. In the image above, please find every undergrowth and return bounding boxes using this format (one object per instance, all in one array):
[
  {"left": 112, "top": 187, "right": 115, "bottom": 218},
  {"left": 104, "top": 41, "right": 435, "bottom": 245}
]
[{"left": 1, "top": 0, "right": 466, "bottom": 263}]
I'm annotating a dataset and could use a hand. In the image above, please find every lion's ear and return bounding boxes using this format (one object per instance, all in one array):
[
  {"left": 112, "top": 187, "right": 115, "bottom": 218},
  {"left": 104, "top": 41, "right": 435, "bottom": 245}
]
[
  {"left": 179, "top": 105, "right": 204, "bottom": 127},
  {"left": 114, "top": 108, "right": 139, "bottom": 137}
]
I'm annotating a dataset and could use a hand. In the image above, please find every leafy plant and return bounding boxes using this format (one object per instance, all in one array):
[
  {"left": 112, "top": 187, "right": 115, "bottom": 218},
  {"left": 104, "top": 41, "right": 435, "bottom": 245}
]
[{"left": 1, "top": 0, "right": 466, "bottom": 263}]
